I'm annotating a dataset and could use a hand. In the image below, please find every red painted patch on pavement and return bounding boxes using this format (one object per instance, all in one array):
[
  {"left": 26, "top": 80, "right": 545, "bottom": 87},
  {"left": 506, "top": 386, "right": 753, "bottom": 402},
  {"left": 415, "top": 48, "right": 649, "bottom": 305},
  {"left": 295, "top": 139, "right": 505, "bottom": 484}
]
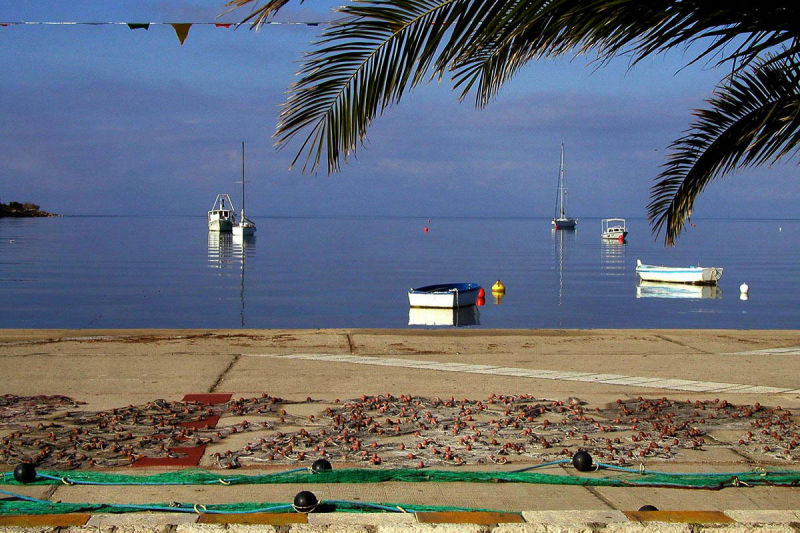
[
  {"left": 132, "top": 445, "right": 206, "bottom": 467},
  {"left": 182, "top": 393, "right": 232, "bottom": 405},
  {"left": 178, "top": 415, "right": 221, "bottom": 429}
]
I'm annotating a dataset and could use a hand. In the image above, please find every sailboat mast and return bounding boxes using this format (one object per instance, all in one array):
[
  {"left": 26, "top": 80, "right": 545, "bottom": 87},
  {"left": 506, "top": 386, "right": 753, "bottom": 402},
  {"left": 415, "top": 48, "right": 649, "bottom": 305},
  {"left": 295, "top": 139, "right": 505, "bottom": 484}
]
[
  {"left": 559, "top": 142, "right": 566, "bottom": 218},
  {"left": 241, "top": 141, "right": 245, "bottom": 216}
]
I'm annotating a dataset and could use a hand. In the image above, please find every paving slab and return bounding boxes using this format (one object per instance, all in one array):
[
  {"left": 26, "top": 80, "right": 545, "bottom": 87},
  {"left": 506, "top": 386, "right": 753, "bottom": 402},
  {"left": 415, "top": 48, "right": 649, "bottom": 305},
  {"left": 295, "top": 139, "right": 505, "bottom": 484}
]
[
  {"left": 85, "top": 511, "right": 198, "bottom": 527},
  {"left": 0, "top": 513, "right": 89, "bottom": 527},
  {"left": 197, "top": 512, "right": 306, "bottom": 525},
  {"left": 724, "top": 509, "right": 800, "bottom": 523},
  {"left": 522, "top": 510, "right": 629, "bottom": 526},
  {"left": 307, "top": 512, "right": 416, "bottom": 525}
]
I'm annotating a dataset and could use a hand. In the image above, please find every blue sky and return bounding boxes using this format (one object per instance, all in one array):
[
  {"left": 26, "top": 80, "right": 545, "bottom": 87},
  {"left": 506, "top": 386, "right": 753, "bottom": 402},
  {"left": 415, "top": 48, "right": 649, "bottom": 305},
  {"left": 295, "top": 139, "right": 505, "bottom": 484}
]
[{"left": 1, "top": 1, "right": 797, "bottom": 224}]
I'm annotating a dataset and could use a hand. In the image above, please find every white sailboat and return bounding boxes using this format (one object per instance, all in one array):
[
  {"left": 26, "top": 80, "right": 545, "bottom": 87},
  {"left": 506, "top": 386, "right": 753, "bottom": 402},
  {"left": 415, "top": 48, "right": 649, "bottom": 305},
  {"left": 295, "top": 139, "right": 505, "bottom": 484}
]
[
  {"left": 232, "top": 141, "right": 256, "bottom": 237},
  {"left": 551, "top": 142, "right": 577, "bottom": 230}
]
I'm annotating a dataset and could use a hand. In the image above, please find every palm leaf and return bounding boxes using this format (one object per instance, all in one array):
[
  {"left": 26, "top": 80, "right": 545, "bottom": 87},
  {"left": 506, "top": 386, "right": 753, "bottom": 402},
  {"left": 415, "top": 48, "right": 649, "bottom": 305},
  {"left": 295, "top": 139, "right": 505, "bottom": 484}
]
[
  {"left": 649, "top": 55, "right": 800, "bottom": 245},
  {"left": 224, "top": 0, "right": 296, "bottom": 27},
  {"left": 227, "top": 0, "right": 800, "bottom": 243},
  {"left": 252, "top": 0, "right": 800, "bottom": 173}
]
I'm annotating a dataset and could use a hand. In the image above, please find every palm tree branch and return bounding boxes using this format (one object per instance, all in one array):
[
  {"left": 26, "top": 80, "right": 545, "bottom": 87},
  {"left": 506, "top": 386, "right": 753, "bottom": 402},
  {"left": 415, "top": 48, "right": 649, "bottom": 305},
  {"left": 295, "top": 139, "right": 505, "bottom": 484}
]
[
  {"left": 649, "top": 56, "right": 800, "bottom": 245},
  {"left": 276, "top": 0, "right": 510, "bottom": 172}
]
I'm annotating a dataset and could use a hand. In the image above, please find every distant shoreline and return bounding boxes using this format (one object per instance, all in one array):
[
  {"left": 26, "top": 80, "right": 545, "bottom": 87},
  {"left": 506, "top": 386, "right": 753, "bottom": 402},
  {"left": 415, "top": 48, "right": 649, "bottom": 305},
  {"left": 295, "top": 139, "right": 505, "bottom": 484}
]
[{"left": 0, "top": 202, "right": 59, "bottom": 218}]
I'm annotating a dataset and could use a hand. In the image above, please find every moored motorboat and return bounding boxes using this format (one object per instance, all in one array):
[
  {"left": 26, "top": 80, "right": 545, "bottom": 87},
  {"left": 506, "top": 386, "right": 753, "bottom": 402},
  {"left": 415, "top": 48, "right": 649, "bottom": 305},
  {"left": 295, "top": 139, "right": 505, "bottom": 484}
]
[
  {"left": 208, "top": 194, "right": 234, "bottom": 232},
  {"left": 408, "top": 283, "right": 482, "bottom": 308},
  {"left": 601, "top": 218, "right": 627, "bottom": 240},
  {"left": 635, "top": 259, "right": 723, "bottom": 285}
]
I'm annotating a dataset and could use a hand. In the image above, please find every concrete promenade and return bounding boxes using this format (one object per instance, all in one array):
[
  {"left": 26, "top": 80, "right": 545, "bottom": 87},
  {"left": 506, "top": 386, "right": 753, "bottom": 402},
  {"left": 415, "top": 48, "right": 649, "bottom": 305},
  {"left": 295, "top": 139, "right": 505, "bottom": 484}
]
[{"left": 1, "top": 328, "right": 800, "bottom": 531}]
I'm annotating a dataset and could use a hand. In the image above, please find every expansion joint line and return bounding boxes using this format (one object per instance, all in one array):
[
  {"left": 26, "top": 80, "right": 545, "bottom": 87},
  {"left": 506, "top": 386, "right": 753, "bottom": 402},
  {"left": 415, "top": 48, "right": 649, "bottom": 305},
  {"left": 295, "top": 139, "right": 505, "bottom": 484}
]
[{"left": 210, "top": 354, "right": 241, "bottom": 393}]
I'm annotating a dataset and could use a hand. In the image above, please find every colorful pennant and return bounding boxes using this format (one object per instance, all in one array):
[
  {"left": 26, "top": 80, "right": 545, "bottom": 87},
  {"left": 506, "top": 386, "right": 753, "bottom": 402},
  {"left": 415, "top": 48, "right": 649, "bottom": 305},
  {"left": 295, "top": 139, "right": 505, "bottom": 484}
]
[{"left": 171, "top": 23, "right": 192, "bottom": 45}]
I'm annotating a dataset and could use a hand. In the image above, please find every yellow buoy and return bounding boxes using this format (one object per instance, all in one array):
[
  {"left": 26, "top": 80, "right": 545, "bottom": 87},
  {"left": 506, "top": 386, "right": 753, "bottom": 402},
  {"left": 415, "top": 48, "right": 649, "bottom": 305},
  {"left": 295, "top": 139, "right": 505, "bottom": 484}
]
[{"left": 491, "top": 280, "right": 505, "bottom": 294}]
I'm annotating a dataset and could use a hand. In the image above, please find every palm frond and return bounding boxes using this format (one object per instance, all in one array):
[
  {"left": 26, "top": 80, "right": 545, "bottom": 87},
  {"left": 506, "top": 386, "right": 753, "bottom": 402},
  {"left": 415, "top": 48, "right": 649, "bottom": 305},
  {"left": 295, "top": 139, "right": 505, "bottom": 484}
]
[
  {"left": 228, "top": 1, "right": 800, "bottom": 244},
  {"left": 649, "top": 55, "right": 800, "bottom": 245},
  {"left": 224, "top": 0, "right": 295, "bottom": 27},
  {"left": 451, "top": 1, "right": 800, "bottom": 107},
  {"left": 257, "top": 0, "right": 800, "bottom": 172},
  {"left": 275, "top": 0, "right": 496, "bottom": 172}
]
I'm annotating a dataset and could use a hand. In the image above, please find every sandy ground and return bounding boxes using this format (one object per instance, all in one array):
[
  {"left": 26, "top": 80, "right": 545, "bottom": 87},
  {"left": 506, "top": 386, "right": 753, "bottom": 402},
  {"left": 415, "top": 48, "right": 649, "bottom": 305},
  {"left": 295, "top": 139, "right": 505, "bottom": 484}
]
[{"left": 1, "top": 328, "right": 799, "bottom": 513}]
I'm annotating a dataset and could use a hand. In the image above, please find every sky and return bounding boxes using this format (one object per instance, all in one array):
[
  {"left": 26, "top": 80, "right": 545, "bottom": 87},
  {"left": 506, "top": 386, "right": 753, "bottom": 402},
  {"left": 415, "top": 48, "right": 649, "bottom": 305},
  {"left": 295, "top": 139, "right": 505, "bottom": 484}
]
[{"left": 1, "top": 1, "right": 798, "bottom": 225}]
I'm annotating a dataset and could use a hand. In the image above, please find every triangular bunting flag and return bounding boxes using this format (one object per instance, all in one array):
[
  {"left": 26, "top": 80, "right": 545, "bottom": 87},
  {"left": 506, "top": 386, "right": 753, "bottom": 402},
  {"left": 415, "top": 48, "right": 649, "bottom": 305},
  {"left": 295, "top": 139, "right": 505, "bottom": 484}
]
[
  {"left": 127, "top": 23, "right": 150, "bottom": 30},
  {"left": 171, "top": 23, "right": 192, "bottom": 45},
  {"left": 214, "top": 23, "right": 232, "bottom": 28}
]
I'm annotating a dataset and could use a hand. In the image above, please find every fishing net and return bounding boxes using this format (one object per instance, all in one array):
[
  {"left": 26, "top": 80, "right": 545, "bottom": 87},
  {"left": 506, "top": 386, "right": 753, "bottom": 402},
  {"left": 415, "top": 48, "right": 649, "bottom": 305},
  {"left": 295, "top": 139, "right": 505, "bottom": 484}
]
[
  {"left": 2, "top": 466, "right": 800, "bottom": 516},
  {"left": 2, "top": 394, "right": 799, "bottom": 469}
]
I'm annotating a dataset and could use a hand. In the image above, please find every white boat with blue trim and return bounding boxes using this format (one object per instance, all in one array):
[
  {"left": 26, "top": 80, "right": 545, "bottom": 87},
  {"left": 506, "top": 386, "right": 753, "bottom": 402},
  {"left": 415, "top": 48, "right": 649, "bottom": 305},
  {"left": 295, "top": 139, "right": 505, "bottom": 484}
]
[
  {"left": 408, "top": 283, "right": 482, "bottom": 308},
  {"left": 635, "top": 259, "right": 723, "bottom": 285}
]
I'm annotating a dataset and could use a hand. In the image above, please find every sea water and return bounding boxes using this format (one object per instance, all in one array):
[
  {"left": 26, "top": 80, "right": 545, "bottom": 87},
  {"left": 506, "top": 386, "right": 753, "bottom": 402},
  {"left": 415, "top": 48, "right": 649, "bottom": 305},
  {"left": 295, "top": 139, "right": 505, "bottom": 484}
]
[{"left": 0, "top": 215, "right": 797, "bottom": 329}]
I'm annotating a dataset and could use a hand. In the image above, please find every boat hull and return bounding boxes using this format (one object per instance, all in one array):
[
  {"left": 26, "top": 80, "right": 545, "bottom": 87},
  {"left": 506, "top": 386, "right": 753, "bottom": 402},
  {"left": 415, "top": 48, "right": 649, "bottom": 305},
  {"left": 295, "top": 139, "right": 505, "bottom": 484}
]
[
  {"left": 208, "top": 217, "right": 233, "bottom": 232},
  {"left": 233, "top": 222, "right": 256, "bottom": 236},
  {"left": 408, "top": 306, "right": 480, "bottom": 326},
  {"left": 601, "top": 229, "right": 627, "bottom": 240},
  {"left": 635, "top": 260, "right": 723, "bottom": 285},
  {"left": 408, "top": 283, "right": 481, "bottom": 308},
  {"left": 552, "top": 218, "right": 577, "bottom": 230}
]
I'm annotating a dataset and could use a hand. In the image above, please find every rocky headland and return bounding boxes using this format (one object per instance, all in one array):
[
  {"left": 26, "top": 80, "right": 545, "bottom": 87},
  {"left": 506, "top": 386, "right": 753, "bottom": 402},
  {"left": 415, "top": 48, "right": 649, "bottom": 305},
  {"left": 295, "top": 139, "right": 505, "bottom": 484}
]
[{"left": 0, "top": 201, "right": 59, "bottom": 217}]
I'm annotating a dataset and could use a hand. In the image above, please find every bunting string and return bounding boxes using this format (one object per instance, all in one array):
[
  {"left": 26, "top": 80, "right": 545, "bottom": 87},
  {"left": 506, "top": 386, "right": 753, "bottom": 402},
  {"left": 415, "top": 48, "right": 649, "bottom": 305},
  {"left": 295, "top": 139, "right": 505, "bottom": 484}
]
[
  {"left": 0, "top": 20, "right": 325, "bottom": 45},
  {"left": 0, "top": 21, "right": 323, "bottom": 26}
]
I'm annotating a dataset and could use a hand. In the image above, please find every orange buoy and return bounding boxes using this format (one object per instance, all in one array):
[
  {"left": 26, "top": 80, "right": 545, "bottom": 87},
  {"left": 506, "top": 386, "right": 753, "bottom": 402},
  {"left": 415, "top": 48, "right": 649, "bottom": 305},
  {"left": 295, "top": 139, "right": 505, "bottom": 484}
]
[
  {"left": 478, "top": 288, "right": 485, "bottom": 298},
  {"left": 476, "top": 296, "right": 485, "bottom": 306}
]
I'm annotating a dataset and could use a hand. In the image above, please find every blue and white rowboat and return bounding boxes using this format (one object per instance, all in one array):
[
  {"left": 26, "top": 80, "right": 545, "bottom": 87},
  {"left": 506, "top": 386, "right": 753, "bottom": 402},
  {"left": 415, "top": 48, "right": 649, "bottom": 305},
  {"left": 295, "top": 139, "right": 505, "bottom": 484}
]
[
  {"left": 408, "top": 283, "right": 482, "bottom": 308},
  {"left": 635, "top": 259, "right": 723, "bottom": 285}
]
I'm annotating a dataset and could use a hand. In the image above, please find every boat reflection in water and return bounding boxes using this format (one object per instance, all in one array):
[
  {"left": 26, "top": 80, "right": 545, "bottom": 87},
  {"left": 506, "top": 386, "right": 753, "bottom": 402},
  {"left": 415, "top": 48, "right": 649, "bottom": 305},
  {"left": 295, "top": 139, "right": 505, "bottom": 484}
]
[
  {"left": 600, "top": 239, "right": 626, "bottom": 276},
  {"left": 207, "top": 231, "right": 233, "bottom": 268},
  {"left": 636, "top": 280, "right": 722, "bottom": 299},
  {"left": 208, "top": 231, "right": 256, "bottom": 326},
  {"left": 408, "top": 306, "right": 480, "bottom": 327}
]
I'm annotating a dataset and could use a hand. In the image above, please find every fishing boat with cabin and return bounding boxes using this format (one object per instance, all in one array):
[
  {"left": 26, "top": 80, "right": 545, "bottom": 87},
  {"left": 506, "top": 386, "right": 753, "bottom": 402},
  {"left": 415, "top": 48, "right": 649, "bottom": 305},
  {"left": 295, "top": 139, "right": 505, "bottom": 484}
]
[
  {"left": 208, "top": 194, "right": 234, "bottom": 232},
  {"left": 601, "top": 218, "right": 627, "bottom": 241}
]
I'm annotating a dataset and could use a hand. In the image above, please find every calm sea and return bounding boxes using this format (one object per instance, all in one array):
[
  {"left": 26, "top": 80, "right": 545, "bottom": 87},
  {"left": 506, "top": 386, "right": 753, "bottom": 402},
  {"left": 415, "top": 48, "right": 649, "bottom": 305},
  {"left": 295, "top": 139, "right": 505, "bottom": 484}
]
[{"left": 0, "top": 216, "right": 797, "bottom": 329}]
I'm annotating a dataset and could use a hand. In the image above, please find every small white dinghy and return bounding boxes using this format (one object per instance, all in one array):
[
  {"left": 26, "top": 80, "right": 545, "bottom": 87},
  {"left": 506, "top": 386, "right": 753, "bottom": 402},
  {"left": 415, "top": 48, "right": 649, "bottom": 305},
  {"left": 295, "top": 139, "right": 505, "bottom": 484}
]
[
  {"left": 635, "top": 259, "right": 723, "bottom": 285},
  {"left": 408, "top": 283, "right": 482, "bottom": 308}
]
